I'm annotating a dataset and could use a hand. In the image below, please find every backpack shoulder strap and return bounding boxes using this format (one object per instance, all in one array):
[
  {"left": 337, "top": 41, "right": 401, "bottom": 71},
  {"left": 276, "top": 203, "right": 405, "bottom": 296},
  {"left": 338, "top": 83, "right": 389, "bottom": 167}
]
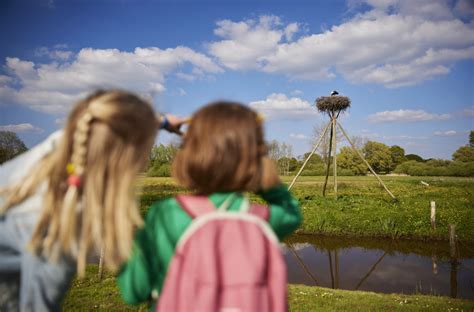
[
  {"left": 249, "top": 204, "right": 269, "bottom": 221},
  {"left": 176, "top": 195, "right": 216, "bottom": 218}
]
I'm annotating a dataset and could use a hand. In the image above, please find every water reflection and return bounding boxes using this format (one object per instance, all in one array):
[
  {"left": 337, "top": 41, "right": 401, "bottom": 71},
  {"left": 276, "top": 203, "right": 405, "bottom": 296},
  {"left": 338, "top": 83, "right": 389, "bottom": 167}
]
[{"left": 283, "top": 235, "right": 474, "bottom": 299}]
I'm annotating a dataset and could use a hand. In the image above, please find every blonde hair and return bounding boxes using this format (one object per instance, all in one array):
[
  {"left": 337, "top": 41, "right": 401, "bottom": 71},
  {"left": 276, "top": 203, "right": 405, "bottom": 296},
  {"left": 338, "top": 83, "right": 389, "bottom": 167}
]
[
  {"left": 172, "top": 101, "right": 277, "bottom": 195},
  {"left": 1, "top": 90, "right": 159, "bottom": 276}
]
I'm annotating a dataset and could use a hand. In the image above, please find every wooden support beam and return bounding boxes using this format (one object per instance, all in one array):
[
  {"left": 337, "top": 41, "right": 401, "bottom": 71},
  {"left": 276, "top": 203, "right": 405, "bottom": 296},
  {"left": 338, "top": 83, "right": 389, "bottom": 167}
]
[
  {"left": 288, "top": 120, "right": 332, "bottom": 190},
  {"left": 337, "top": 123, "right": 396, "bottom": 199}
]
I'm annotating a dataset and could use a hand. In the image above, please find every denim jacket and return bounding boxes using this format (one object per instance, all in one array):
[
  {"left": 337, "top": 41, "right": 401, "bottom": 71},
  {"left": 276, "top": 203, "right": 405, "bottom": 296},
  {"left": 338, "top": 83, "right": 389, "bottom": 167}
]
[{"left": 0, "top": 131, "right": 76, "bottom": 312}]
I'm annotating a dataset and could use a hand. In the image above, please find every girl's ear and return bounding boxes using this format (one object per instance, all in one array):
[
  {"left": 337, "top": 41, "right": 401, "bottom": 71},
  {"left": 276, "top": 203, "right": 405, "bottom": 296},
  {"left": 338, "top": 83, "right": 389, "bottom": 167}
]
[{"left": 260, "top": 156, "right": 281, "bottom": 191}]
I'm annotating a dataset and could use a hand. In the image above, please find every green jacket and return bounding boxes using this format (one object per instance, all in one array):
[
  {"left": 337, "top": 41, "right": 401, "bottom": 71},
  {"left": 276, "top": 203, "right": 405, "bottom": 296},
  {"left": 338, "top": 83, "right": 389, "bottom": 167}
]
[{"left": 117, "top": 184, "right": 301, "bottom": 308}]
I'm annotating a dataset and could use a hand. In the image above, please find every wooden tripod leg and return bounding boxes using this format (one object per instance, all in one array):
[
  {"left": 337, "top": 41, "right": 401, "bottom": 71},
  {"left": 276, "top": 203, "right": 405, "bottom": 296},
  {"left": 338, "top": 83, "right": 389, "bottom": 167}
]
[
  {"left": 288, "top": 121, "right": 332, "bottom": 190},
  {"left": 337, "top": 123, "right": 396, "bottom": 199},
  {"left": 333, "top": 119, "right": 337, "bottom": 200},
  {"left": 322, "top": 122, "right": 334, "bottom": 196}
]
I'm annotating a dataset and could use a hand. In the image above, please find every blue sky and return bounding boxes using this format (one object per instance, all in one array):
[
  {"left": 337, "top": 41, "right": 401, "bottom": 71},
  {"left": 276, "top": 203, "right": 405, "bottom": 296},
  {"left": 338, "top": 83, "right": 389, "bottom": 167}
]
[{"left": 0, "top": 0, "right": 473, "bottom": 159}]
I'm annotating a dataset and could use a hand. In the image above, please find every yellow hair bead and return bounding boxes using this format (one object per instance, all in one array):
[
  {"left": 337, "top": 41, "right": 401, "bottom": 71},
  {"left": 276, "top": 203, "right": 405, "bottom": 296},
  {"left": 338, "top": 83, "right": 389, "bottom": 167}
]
[
  {"left": 257, "top": 113, "right": 265, "bottom": 123},
  {"left": 66, "top": 163, "right": 75, "bottom": 175}
]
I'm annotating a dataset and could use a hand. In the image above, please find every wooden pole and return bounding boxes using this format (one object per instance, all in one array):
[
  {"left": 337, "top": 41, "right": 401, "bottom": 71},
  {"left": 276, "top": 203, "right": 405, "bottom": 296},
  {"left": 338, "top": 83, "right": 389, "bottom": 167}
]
[
  {"left": 337, "top": 123, "right": 396, "bottom": 199},
  {"left": 449, "top": 225, "right": 457, "bottom": 259},
  {"left": 98, "top": 247, "right": 105, "bottom": 280},
  {"left": 335, "top": 249, "right": 339, "bottom": 289},
  {"left": 322, "top": 121, "right": 334, "bottom": 196},
  {"left": 432, "top": 254, "right": 438, "bottom": 275},
  {"left": 430, "top": 201, "right": 436, "bottom": 230},
  {"left": 288, "top": 120, "right": 332, "bottom": 190},
  {"left": 333, "top": 118, "right": 338, "bottom": 200},
  {"left": 449, "top": 224, "right": 458, "bottom": 298}
]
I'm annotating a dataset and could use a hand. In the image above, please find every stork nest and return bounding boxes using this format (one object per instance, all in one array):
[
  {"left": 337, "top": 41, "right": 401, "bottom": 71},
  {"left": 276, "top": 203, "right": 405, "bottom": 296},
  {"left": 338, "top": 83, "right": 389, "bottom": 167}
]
[{"left": 315, "top": 96, "right": 351, "bottom": 113}]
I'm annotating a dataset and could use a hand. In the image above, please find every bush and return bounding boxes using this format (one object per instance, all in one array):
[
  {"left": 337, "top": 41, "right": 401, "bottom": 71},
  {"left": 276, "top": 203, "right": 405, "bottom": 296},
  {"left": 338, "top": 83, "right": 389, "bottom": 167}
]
[
  {"left": 300, "top": 163, "right": 326, "bottom": 176},
  {"left": 394, "top": 160, "right": 474, "bottom": 177},
  {"left": 147, "top": 163, "right": 171, "bottom": 177}
]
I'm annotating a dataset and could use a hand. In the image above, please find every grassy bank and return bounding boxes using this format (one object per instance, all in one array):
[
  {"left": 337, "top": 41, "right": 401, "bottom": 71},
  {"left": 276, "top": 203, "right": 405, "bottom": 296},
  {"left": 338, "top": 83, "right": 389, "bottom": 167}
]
[
  {"left": 281, "top": 176, "right": 474, "bottom": 242},
  {"left": 137, "top": 176, "right": 474, "bottom": 243},
  {"left": 63, "top": 265, "right": 474, "bottom": 311}
]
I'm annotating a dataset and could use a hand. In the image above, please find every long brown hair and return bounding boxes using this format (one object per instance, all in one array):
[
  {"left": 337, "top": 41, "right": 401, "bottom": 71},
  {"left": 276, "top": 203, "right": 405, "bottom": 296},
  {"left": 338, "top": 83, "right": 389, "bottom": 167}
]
[
  {"left": 172, "top": 101, "right": 278, "bottom": 195},
  {"left": 1, "top": 90, "right": 159, "bottom": 275}
]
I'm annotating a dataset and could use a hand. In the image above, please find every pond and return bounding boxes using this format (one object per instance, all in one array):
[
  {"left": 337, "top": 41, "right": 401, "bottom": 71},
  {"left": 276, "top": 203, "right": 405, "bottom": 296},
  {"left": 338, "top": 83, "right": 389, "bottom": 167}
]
[{"left": 284, "top": 235, "right": 474, "bottom": 299}]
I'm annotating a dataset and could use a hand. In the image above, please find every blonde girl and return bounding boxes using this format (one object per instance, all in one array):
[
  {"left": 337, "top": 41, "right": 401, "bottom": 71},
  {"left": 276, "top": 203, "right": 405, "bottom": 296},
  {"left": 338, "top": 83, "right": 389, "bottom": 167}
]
[{"left": 0, "top": 90, "right": 184, "bottom": 311}]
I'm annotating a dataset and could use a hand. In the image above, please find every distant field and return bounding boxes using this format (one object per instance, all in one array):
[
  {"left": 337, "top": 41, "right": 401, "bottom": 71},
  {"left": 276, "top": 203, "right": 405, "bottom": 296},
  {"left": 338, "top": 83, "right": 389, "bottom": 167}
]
[{"left": 137, "top": 175, "right": 474, "bottom": 242}]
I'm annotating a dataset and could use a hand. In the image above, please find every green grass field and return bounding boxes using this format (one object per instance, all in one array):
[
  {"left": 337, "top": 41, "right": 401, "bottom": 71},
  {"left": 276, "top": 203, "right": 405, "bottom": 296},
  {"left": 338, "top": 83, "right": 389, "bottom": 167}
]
[
  {"left": 62, "top": 176, "right": 474, "bottom": 310},
  {"left": 63, "top": 265, "right": 474, "bottom": 311},
  {"left": 282, "top": 175, "right": 474, "bottom": 242},
  {"left": 138, "top": 175, "right": 474, "bottom": 242}
]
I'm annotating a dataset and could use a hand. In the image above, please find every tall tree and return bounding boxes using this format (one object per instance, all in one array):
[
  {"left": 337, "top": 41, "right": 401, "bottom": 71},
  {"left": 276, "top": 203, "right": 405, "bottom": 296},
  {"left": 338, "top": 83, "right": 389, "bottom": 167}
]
[
  {"left": 362, "top": 141, "right": 393, "bottom": 173},
  {"left": 452, "top": 146, "right": 474, "bottom": 162},
  {"left": 389, "top": 145, "right": 407, "bottom": 170},
  {"left": 0, "top": 131, "right": 28, "bottom": 164},
  {"left": 337, "top": 146, "right": 366, "bottom": 175},
  {"left": 452, "top": 131, "right": 474, "bottom": 162}
]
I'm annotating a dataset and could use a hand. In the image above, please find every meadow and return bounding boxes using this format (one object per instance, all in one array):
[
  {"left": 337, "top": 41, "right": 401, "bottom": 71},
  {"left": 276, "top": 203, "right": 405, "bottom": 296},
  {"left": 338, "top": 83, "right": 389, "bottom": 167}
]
[
  {"left": 138, "top": 175, "right": 474, "bottom": 242},
  {"left": 63, "top": 175, "right": 474, "bottom": 310}
]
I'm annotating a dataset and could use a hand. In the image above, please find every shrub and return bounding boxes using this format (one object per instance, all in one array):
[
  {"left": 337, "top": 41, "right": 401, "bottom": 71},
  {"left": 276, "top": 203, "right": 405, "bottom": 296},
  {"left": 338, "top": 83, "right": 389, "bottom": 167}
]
[
  {"left": 147, "top": 163, "right": 171, "bottom": 177},
  {"left": 394, "top": 160, "right": 474, "bottom": 177}
]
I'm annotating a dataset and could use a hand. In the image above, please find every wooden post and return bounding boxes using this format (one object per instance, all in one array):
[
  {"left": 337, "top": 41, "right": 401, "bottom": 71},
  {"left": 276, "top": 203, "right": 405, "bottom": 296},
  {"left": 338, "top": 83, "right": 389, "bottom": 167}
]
[
  {"left": 449, "top": 224, "right": 458, "bottom": 298},
  {"left": 430, "top": 201, "right": 436, "bottom": 230},
  {"left": 333, "top": 118, "right": 338, "bottom": 200},
  {"left": 322, "top": 121, "right": 334, "bottom": 196},
  {"left": 432, "top": 255, "right": 438, "bottom": 275},
  {"left": 449, "top": 225, "right": 457, "bottom": 259},
  {"left": 288, "top": 121, "right": 331, "bottom": 190},
  {"left": 337, "top": 123, "right": 396, "bottom": 199},
  {"left": 98, "top": 247, "right": 105, "bottom": 280},
  {"left": 334, "top": 249, "right": 339, "bottom": 289}
]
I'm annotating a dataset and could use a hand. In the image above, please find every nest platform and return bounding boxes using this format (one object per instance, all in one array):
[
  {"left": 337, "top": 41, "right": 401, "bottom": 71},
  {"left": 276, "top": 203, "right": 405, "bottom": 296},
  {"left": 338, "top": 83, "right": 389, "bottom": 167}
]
[{"left": 315, "top": 96, "right": 351, "bottom": 113}]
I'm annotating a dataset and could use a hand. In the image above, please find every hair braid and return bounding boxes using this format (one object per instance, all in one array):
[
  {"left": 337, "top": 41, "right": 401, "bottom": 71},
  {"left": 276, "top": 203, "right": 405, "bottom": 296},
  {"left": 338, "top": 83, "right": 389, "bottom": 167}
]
[{"left": 58, "top": 112, "right": 93, "bottom": 258}]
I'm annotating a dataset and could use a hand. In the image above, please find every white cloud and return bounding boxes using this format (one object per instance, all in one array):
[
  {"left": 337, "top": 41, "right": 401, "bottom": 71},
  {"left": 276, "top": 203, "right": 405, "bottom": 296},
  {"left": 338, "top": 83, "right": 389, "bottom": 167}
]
[
  {"left": 208, "top": 15, "right": 298, "bottom": 70},
  {"left": 54, "top": 118, "right": 66, "bottom": 126},
  {"left": 368, "top": 109, "right": 451, "bottom": 122},
  {"left": 382, "top": 135, "right": 429, "bottom": 139},
  {"left": 0, "top": 46, "right": 222, "bottom": 114},
  {"left": 359, "top": 129, "right": 380, "bottom": 139},
  {"left": 0, "top": 75, "right": 12, "bottom": 84},
  {"left": 289, "top": 133, "right": 308, "bottom": 140},
  {"left": 291, "top": 89, "right": 304, "bottom": 96},
  {"left": 207, "top": 2, "right": 474, "bottom": 87},
  {"left": 460, "top": 106, "right": 474, "bottom": 117},
  {"left": 249, "top": 93, "right": 318, "bottom": 120},
  {"left": 35, "top": 46, "right": 73, "bottom": 60},
  {"left": 0, "top": 123, "right": 43, "bottom": 133},
  {"left": 454, "top": 0, "right": 474, "bottom": 18},
  {"left": 178, "top": 88, "right": 187, "bottom": 96},
  {"left": 434, "top": 130, "right": 467, "bottom": 136}
]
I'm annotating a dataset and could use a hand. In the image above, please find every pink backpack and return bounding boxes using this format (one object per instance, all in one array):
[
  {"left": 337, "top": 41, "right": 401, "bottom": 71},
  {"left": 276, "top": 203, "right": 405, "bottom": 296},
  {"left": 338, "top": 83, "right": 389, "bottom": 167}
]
[{"left": 156, "top": 194, "right": 288, "bottom": 312}]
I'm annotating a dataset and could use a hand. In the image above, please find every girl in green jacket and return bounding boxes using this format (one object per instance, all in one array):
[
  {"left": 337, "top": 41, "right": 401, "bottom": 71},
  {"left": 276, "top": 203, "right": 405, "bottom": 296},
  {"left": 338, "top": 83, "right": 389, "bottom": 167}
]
[{"left": 118, "top": 101, "right": 301, "bottom": 309}]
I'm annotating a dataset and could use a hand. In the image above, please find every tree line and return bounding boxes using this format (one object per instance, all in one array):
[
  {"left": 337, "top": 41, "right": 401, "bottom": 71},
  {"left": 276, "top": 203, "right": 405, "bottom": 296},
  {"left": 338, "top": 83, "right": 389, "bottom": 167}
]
[{"left": 1, "top": 130, "right": 473, "bottom": 177}]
